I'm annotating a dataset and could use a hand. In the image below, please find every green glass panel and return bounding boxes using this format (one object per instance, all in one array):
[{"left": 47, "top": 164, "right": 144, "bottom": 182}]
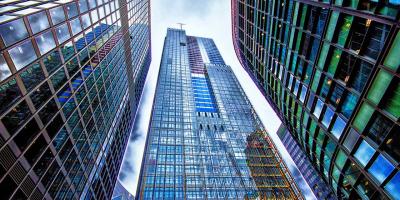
[
  {"left": 311, "top": 70, "right": 321, "bottom": 93},
  {"left": 299, "top": 5, "right": 308, "bottom": 28},
  {"left": 383, "top": 32, "right": 400, "bottom": 71},
  {"left": 337, "top": 16, "right": 353, "bottom": 46},
  {"left": 327, "top": 48, "right": 342, "bottom": 75},
  {"left": 367, "top": 70, "right": 392, "bottom": 105},
  {"left": 335, "top": 150, "right": 347, "bottom": 170},
  {"left": 353, "top": 102, "right": 374, "bottom": 132},
  {"left": 325, "top": 12, "right": 339, "bottom": 41},
  {"left": 332, "top": 165, "right": 341, "bottom": 182},
  {"left": 383, "top": 82, "right": 400, "bottom": 119},
  {"left": 317, "top": 43, "right": 330, "bottom": 70}
]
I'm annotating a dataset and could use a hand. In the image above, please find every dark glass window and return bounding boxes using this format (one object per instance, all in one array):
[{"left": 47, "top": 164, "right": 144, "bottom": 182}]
[
  {"left": 2, "top": 100, "right": 32, "bottom": 135},
  {"left": 363, "top": 23, "right": 390, "bottom": 60},
  {"left": 43, "top": 50, "right": 63, "bottom": 74},
  {"left": 33, "top": 148, "right": 54, "bottom": 178},
  {"left": 39, "top": 99, "right": 59, "bottom": 124},
  {"left": 384, "top": 126, "right": 400, "bottom": 162},
  {"left": 20, "top": 62, "right": 45, "bottom": 91},
  {"left": 46, "top": 114, "right": 64, "bottom": 139},
  {"left": 14, "top": 119, "right": 40, "bottom": 151},
  {"left": 24, "top": 135, "right": 47, "bottom": 165},
  {"left": 336, "top": 52, "right": 356, "bottom": 84},
  {"left": 61, "top": 41, "right": 75, "bottom": 61},
  {"left": 0, "top": 18, "right": 28, "bottom": 47},
  {"left": 50, "top": 68, "right": 67, "bottom": 91},
  {"left": 365, "top": 113, "right": 392, "bottom": 145},
  {"left": 0, "top": 175, "right": 18, "bottom": 199},
  {"left": 0, "top": 78, "right": 21, "bottom": 114},
  {"left": 329, "top": 83, "right": 345, "bottom": 108},
  {"left": 350, "top": 60, "right": 372, "bottom": 93},
  {"left": 30, "top": 82, "right": 52, "bottom": 109}
]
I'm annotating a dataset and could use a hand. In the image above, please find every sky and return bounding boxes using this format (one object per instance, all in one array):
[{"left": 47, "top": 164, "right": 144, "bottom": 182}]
[{"left": 118, "top": 1, "right": 316, "bottom": 199}]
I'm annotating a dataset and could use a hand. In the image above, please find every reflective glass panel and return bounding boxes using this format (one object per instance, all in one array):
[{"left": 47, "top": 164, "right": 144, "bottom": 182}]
[
  {"left": 322, "top": 106, "right": 334, "bottom": 128},
  {"left": 0, "top": 18, "right": 28, "bottom": 46},
  {"left": 56, "top": 23, "right": 71, "bottom": 44},
  {"left": 70, "top": 18, "right": 82, "bottom": 35},
  {"left": 66, "top": 2, "right": 78, "bottom": 19},
  {"left": 0, "top": 54, "right": 11, "bottom": 81},
  {"left": 331, "top": 116, "right": 345, "bottom": 139},
  {"left": 368, "top": 154, "right": 394, "bottom": 184},
  {"left": 35, "top": 31, "right": 56, "bottom": 55},
  {"left": 384, "top": 172, "right": 400, "bottom": 199},
  {"left": 28, "top": 11, "right": 50, "bottom": 34},
  {"left": 353, "top": 140, "right": 375, "bottom": 167},
  {"left": 9, "top": 40, "right": 37, "bottom": 71},
  {"left": 313, "top": 98, "right": 324, "bottom": 119},
  {"left": 50, "top": 6, "right": 66, "bottom": 25}
]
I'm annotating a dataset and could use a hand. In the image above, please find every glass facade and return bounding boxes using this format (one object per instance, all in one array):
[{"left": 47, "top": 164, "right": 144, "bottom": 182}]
[
  {"left": 137, "top": 29, "right": 302, "bottom": 199},
  {"left": 277, "top": 125, "right": 336, "bottom": 200},
  {"left": 0, "top": 0, "right": 150, "bottom": 199},
  {"left": 232, "top": 0, "right": 400, "bottom": 199}
]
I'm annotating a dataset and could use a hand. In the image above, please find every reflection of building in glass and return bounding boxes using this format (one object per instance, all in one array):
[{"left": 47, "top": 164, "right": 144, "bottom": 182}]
[
  {"left": 0, "top": 0, "right": 150, "bottom": 199},
  {"left": 137, "top": 28, "right": 301, "bottom": 199},
  {"left": 277, "top": 125, "right": 336, "bottom": 200},
  {"left": 112, "top": 180, "right": 134, "bottom": 200},
  {"left": 232, "top": 1, "right": 400, "bottom": 199},
  {"left": 245, "top": 130, "right": 299, "bottom": 199}
]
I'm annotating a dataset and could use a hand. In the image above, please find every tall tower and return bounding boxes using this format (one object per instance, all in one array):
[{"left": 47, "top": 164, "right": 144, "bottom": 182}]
[
  {"left": 137, "top": 28, "right": 302, "bottom": 199},
  {"left": 232, "top": 0, "right": 400, "bottom": 199},
  {"left": 0, "top": 0, "right": 150, "bottom": 199}
]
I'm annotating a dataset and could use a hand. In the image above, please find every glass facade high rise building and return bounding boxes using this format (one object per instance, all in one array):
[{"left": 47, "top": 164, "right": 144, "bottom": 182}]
[
  {"left": 137, "top": 28, "right": 302, "bottom": 199},
  {"left": 232, "top": 0, "right": 400, "bottom": 199},
  {"left": 0, "top": 0, "right": 150, "bottom": 199}
]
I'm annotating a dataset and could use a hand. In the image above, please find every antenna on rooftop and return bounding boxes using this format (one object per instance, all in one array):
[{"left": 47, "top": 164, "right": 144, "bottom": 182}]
[{"left": 177, "top": 23, "right": 186, "bottom": 30}]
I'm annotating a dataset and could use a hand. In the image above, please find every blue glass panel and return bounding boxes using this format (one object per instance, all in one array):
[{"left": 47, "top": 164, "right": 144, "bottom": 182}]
[
  {"left": 368, "top": 154, "right": 394, "bottom": 184},
  {"left": 331, "top": 117, "right": 346, "bottom": 139},
  {"left": 322, "top": 106, "right": 334, "bottom": 128},
  {"left": 353, "top": 140, "right": 375, "bottom": 167},
  {"left": 385, "top": 172, "right": 400, "bottom": 199}
]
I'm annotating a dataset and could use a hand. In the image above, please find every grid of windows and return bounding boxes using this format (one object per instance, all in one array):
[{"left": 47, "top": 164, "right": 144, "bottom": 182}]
[
  {"left": 232, "top": 0, "right": 400, "bottom": 199},
  {"left": 137, "top": 29, "right": 301, "bottom": 199},
  {"left": 0, "top": 0, "right": 150, "bottom": 199}
]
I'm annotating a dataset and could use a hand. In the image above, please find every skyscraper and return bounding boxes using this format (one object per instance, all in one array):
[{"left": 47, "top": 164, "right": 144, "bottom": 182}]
[
  {"left": 0, "top": 0, "right": 150, "bottom": 199},
  {"left": 137, "top": 28, "right": 302, "bottom": 199},
  {"left": 232, "top": 1, "right": 400, "bottom": 199}
]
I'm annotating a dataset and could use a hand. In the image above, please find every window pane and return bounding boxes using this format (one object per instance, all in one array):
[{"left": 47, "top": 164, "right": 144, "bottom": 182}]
[
  {"left": 0, "top": 78, "right": 21, "bottom": 114},
  {"left": 28, "top": 11, "right": 50, "bottom": 34},
  {"left": 30, "top": 82, "right": 52, "bottom": 108},
  {"left": 383, "top": 82, "right": 400, "bottom": 119},
  {"left": 340, "top": 92, "right": 358, "bottom": 119},
  {"left": 19, "top": 62, "right": 44, "bottom": 91},
  {"left": 2, "top": 100, "right": 32, "bottom": 135},
  {"left": 0, "top": 18, "right": 28, "bottom": 47},
  {"left": 70, "top": 18, "right": 82, "bottom": 35},
  {"left": 353, "top": 140, "right": 375, "bottom": 167},
  {"left": 56, "top": 23, "right": 71, "bottom": 44},
  {"left": 313, "top": 98, "right": 323, "bottom": 119},
  {"left": 43, "top": 50, "right": 62, "bottom": 74},
  {"left": 0, "top": 54, "right": 11, "bottom": 81},
  {"left": 66, "top": 2, "right": 78, "bottom": 19},
  {"left": 368, "top": 154, "right": 394, "bottom": 184},
  {"left": 384, "top": 126, "right": 400, "bottom": 162},
  {"left": 322, "top": 106, "right": 334, "bottom": 128},
  {"left": 383, "top": 31, "right": 400, "bottom": 71},
  {"left": 384, "top": 172, "right": 400, "bottom": 199},
  {"left": 365, "top": 113, "right": 392, "bottom": 145},
  {"left": 350, "top": 60, "right": 372, "bottom": 92},
  {"left": 331, "top": 116, "right": 346, "bottom": 139},
  {"left": 353, "top": 102, "right": 374, "bottom": 132},
  {"left": 50, "top": 6, "right": 66, "bottom": 25},
  {"left": 35, "top": 31, "right": 56, "bottom": 55},
  {"left": 343, "top": 129, "right": 359, "bottom": 151},
  {"left": 367, "top": 69, "right": 392, "bottom": 105},
  {"left": 9, "top": 40, "right": 37, "bottom": 71},
  {"left": 79, "top": 0, "right": 89, "bottom": 13}
]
